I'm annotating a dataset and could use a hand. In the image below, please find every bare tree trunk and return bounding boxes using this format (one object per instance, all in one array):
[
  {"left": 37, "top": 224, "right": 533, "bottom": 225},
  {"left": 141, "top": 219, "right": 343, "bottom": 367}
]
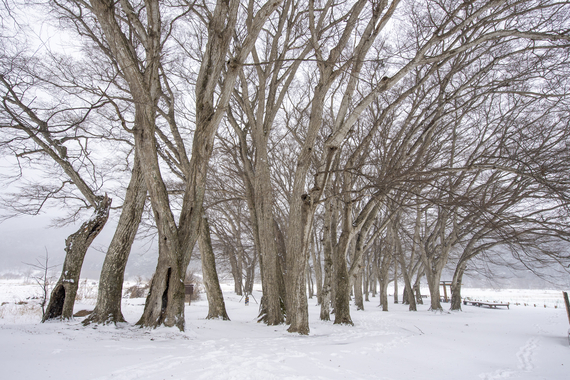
[
  {"left": 379, "top": 278, "right": 390, "bottom": 312},
  {"left": 286, "top": 197, "right": 311, "bottom": 334},
  {"left": 354, "top": 268, "right": 364, "bottom": 311},
  {"left": 450, "top": 261, "right": 467, "bottom": 311},
  {"left": 310, "top": 232, "right": 323, "bottom": 304},
  {"left": 85, "top": 156, "right": 147, "bottom": 325},
  {"left": 414, "top": 268, "right": 424, "bottom": 305},
  {"left": 43, "top": 196, "right": 111, "bottom": 321},
  {"left": 199, "top": 217, "right": 230, "bottom": 320},
  {"left": 397, "top": 253, "right": 417, "bottom": 312},
  {"left": 320, "top": 195, "right": 336, "bottom": 321},
  {"left": 255, "top": 154, "right": 284, "bottom": 325},
  {"left": 227, "top": 247, "right": 243, "bottom": 296},
  {"left": 363, "top": 256, "right": 370, "bottom": 302},
  {"left": 424, "top": 256, "right": 446, "bottom": 312},
  {"left": 393, "top": 259, "right": 399, "bottom": 304},
  {"left": 333, "top": 232, "right": 354, "bottom": 325},
  {"left": 244, "top": 261, "right": 256, "bottom": 295},
  {"left": 370, "top": 260, "right": 378, "bottom": 298},
  {"left": 309, "top": 265, "right": 315, "bottom": 298},
  {"left": 378, "top": 248, "right": 392, "bottom": 312}
]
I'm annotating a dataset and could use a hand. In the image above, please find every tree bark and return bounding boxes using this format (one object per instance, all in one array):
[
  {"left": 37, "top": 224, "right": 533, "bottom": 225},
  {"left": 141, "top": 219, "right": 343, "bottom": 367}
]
[
  {"left": 378, "top": 247, "right": 393, "bottom": 312},
  {"left": 199, "top": 217, "right": 230, "bottom": 320},
  {"left": 320, "top": 199, "right": 334, "bottom": 321},
  {"left": 227, "top": 246, "right": 243, "bottom": 296},
  {"left": 393, "top": 260, "right": 399, "bottom": 304},
  {"left": 84, "top": 155, "right": 147, "bottom": 325},
  {"left": 43, "top": 196, "right": 111, "bottom": 321},
  {"left": 450, "top": 261, "right": 467, "bottom": 311},
  {"left": 310, "top": 232, "right": 323, "bottom": 304},
  {"left": 354, "top": 269, "right": 364, "bottom": 311},
  {"left": 397, "top": 252, "right": 417, "bottom": 311},
  {"left": 333, "top": 233, "right": 354, "bottom": 325}
]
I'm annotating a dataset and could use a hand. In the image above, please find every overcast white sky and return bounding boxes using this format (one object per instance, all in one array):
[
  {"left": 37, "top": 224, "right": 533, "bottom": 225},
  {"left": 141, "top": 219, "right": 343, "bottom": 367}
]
[{"left": 0, "top": 211, "right": 159, "bottom": 279}]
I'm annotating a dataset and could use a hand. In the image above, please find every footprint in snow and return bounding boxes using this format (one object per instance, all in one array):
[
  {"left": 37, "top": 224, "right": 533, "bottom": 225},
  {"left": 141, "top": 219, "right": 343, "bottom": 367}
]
[{"left": 516, "top": 337, "right": 539, "bottom": 372}]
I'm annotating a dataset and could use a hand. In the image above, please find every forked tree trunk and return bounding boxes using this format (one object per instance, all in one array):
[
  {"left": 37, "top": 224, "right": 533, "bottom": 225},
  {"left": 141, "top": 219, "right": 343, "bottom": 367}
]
[
  {"left": 43, "top": 196, "right": 111, "bottom": 321},
  {"left": 84, "top": 156, "right": 147, "bottom": 325},
  {"left": 397, "top": 253, "right": 417, "bottom": 311},
  {"left": 199, "top": 217, "right": 230, "bottom": 320}
]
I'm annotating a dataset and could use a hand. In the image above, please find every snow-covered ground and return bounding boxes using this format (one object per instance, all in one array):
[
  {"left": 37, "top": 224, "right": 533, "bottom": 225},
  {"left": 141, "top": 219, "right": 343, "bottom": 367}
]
[{"left": 1, "top": 280, "right": 569, "bottom": 380}]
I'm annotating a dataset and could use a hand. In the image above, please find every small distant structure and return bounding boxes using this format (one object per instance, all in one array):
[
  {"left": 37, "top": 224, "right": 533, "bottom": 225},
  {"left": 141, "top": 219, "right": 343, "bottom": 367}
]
[
  {"left": 440, "top": 281, "right": 454, "bottom": 303},
  {"left": 239, "top": 292, "right": 257, "bottom": 305}
]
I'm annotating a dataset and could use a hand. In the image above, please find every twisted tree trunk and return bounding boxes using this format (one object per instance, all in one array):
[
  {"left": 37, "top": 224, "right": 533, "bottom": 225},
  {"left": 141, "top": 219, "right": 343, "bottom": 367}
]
[{"left": 43, "top": 196, "right": 111, "bottom": 321}]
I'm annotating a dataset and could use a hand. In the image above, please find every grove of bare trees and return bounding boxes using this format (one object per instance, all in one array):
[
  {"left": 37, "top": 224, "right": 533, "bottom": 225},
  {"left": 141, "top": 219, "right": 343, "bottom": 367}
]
[{"left": 2, "top": 0, "right": 570, "bottom": 334}]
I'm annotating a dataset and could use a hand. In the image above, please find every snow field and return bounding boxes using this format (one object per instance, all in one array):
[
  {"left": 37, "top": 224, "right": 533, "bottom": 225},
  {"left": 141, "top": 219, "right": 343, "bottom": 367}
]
[{"left": 0, "top": 280, "right": 569, "bottom": 380}]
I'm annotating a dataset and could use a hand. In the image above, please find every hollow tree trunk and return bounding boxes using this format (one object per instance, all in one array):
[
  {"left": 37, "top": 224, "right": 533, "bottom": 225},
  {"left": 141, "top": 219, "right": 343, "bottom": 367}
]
[
  {"left": 43, "top": 196, "right": 111, "bottom": 321},
  {"left": 136, "top": 236, "right": 186, "bottom": 330},
  {"left": 84, "top": 156, "right": 147, "bottom": 325},
  {"left": 199, "top": 217, "right": 230, "bottom": 320}
]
